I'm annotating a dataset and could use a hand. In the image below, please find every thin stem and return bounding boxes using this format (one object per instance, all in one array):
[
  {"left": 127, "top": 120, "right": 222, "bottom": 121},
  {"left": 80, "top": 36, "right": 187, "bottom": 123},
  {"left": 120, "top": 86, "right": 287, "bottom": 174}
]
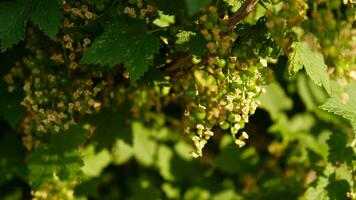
[{"left": 228, "top": 0, "right": 260, "bottom": 31}]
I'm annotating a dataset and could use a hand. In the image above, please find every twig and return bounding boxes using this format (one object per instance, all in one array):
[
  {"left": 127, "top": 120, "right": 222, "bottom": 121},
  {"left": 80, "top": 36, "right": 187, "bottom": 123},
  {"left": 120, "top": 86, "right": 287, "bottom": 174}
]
[
  {"left": 228, "top": 0, "right": 260, "bottom": 31},
  {"left": 164, "top": 0, "right": 260, "bottom": 74}
]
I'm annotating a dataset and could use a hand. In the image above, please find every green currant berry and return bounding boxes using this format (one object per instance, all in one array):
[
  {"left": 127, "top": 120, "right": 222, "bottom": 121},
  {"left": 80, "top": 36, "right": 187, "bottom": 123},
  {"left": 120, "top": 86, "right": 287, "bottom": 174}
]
[
  {"left": 60, "top": 78, "right": 68, "bottom": 86},
  {"left": 204, "top": 22, "right": 214, "bottom": 29},
  {"left": 217, "top": 59, "right": 226, "bottom": 68},
  {"left": 188, "top": 115, "right": 196, "bottom": 122},
  {"left": 26, "top": 61, "right": 36, "bottom": 69},
  {"left": 192, "top": 56, "right": 202, "bottom": 64},
  {"left": 228, "top": 113, "right": 236, "bottom": 122},
  {"left": 34, "top": 83, "right": 42, "bottom": 90},
  {"left": 96, "top": 3, "right": 105, "bottom": 11},
  {"left": 196, "top": 111, "right": 206, "bottom": 120},
  {"left": 228, "top": 62, "right": 235, "bottom": 69},
  {"left": 220, "top": 121, "right": 230, "bottom": 130},
  {"left": 42, "top": 97, "right": 50, "bottom": 105},
  {"left": 217, "top": 71, "right": 225, "bottom": 81}
]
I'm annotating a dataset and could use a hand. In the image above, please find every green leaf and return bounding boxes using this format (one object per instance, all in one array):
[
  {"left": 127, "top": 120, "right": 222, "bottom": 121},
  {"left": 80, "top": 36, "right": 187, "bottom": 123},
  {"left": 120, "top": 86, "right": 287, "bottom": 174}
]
[
  {"left": 326, "top": 179, "right": 349, "bottom": 200},
  {"left": 85, "top": 107, "right": 133, "bottom": 151},
  {"left": 80, "top": 20, "right": 161, "bottom": 82},
  {"left": 30, "top": 0, "right": 62, "bottom": 39},
  {"left": 176, "top": 32, "right": 207, "bottom": 56},
  {"left": 28, "top": 125, "right": 88, "bottom": 189},
  {"left": 184, "top": 0, "right": 211, "bottom": 16},
  {"left": 304, "top": 173, "right": 350, "bottom": 200},
  {"left": 320, "top": 82, "right": 356, "bottom": 131},
  {"left": 326, "top": 132, "right": 355, "bottom": 165},
  {"left": 162, "top": 183, "right": 181, "bottom": 199},
  {"left": 289, "top": 41, "right": 331, "bottom": 95},
  {"left": 128, "top": 180, "right": 161, "bottom": 200},
  {"left": 183, "top": 187, "right": 210, "bottom": 200},
  {"left": 258, "top": 82, "right": 292, "bottom": 119},
  {"left": 0, "top": 130, "right": 27, "bottom": 184},
  {"left": 304, "top": 176, "right": 329, "bottom": 200},
  {"left": 212, "top": 189, "right": 243, "bottom": 200},
  {"left": 0, "top": 89, "right": 25, "bottom": 129},
  {"left": 112, "top": 139, "right": 133, "bottom": 165},
  {"left": 224, "top": 0, "right": 242, "bottom": 12},
  {"left": 297, "top": 73, "right": 328, "bottom": 110},
  {"left": 153, "top": 11, "right": 175, "bottom": 27},
  {"left": 132, "top": 122, "right": 157, "bottom": 166},
  {"left": 156, "top": 145, "right": 174, "bottom": 181},
  {"left": 214, "top": 146, "right": 259, "bottom": 174},
  {"left": 0, "top": 0, "right": 29, "bottom": 51},
  {"left": 29, "top": 147, "right": 83, "bottom": 189},
  {"left": 82, "top": 145, "right": 111, "bottom": 178}
]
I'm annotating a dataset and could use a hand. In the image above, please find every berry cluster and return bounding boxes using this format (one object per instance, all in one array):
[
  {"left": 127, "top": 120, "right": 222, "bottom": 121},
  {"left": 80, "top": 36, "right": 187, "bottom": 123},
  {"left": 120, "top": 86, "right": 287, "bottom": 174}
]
[
  {"left": 180, "top": 6, "right": 268, "bottom": 157},
  {"left": 16, "top": 2, "right": 109, "bottom": 133}
]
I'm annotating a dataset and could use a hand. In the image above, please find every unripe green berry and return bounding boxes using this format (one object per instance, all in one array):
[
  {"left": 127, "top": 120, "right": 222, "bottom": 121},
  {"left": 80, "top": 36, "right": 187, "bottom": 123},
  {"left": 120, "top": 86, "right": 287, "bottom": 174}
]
[
  {"left": 42, "top": 97, "right": 50, "bottom": 105},
  {"left": 196, "top": 111, "right": 206, "bottom": 120},
  {"left": 217, "top": 71, "right": 225, "bottom": 81},
  {"left": 204, "top": 22, "right": 214, "bottom": 29},
  {"left": 220, "top": 121, "right": 230, "bottom": 130},
  {"left": 192, "top": 56, "right": 202, "bottom": 64},
  {"left": 228, "top": 62, "right": 235, "bottom": 69},
  {"left": 217, "top": 59, "right": 226, "bottom": 68}
]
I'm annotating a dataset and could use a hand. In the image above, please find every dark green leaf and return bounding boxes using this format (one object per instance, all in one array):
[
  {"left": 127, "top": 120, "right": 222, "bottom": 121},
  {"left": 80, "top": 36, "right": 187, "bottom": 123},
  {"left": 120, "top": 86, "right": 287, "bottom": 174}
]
[
  {"left": 80, "top": 20, "right": 161, "bottom": 82},
  {"left": 85, "top": 107, "right": 133, "bottom": 151},
  {"left": 185, "top": 0, "right": 211, "bottom": 16},
  {"left": 0, "top": 0, "right": 29, "bottom": 51},
  {"left": 0, "top": 89, "right": 24, "bottom": 129},
  {"left": 0, "top": 130, "right": 27, "bottom": 184},
  {"left": 327, "top": 132, "right": 355, "bottom": 165},
  {"left": 30, "top": 0, "right": 63, "bottom": 39}
]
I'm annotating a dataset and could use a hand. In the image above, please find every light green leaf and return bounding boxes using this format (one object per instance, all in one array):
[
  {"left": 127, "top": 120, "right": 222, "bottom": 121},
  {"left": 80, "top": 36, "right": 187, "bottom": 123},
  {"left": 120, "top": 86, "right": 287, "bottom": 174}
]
[
  {"left": 212, "top": 189, "right": 243, "bottom": 200},
  {"left": 132, "top": 123, "right": 157, "bottom": 166},
  {"left": 112, "top": 139, "right": 133, "bottom": 165},
  {"left": 162, "top": 183, "right": 181, "bottom": 199},
  {"left": 289, "top": 41, "right": 331, "bottom": 95},
  {"left": 31, "top": 0, "right": 62, "bottom": 39},
  {"left": 80, "top": 20, "right": 161, "bottom": 82},
  {"left": 297, "top": 73, "right": 328, "bottom": 110},
  {"left": 304, "top": 176, "right": 329, "bottom": 200},
  {"left": 82, "top": 145, "right": 111, "bottom": 178},
  {"left": 183, "top": 187, "right": 210, "bottom": 200},
  {"left": 258, "top": 82, "right": 292, "bottom": 119},
  {"left": 156, "top": 145, "right": 174, "bottom": 181},
  {"left": 224, "top": 0, "right": 242, "bottom": 12},
  {"left": 320, "top": 83, "right": 356, "bottom": 132},
  {"left": 0, "top": 0, "right": 29, "bottom": 51},
  {"left": 153, "top": 11, "right": 175, "bottom": 27}
]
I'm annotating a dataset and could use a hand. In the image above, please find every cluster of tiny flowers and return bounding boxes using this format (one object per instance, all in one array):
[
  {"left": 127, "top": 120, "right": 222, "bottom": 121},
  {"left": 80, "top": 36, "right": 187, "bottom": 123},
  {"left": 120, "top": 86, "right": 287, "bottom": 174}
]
[
  {"left": 17, "top": 2, "right": 108, "bottom": 133},
  {"left": 61, "top": 1, "right": 96, "bottom": 70},
  {"left": 265, "top": 0, "right": 308, "bottom": 52},
  {"left": 3, "top": 62, "right": 24, "bottom": 93},
  {"left": 182, "top": 6, "right": 267, "bottom": 157},
  {"left": 124, "top": 0, "right": 157, "bottom": 19},
  {"left": 20, "top": 67, "right": 105, "bottom": 133}
]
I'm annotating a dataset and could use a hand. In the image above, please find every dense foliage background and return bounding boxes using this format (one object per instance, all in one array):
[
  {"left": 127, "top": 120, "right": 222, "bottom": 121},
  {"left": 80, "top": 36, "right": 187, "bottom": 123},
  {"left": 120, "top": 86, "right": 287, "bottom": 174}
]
[{"left": 0, "top": 0, "right": 355, "bottom": 199}]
